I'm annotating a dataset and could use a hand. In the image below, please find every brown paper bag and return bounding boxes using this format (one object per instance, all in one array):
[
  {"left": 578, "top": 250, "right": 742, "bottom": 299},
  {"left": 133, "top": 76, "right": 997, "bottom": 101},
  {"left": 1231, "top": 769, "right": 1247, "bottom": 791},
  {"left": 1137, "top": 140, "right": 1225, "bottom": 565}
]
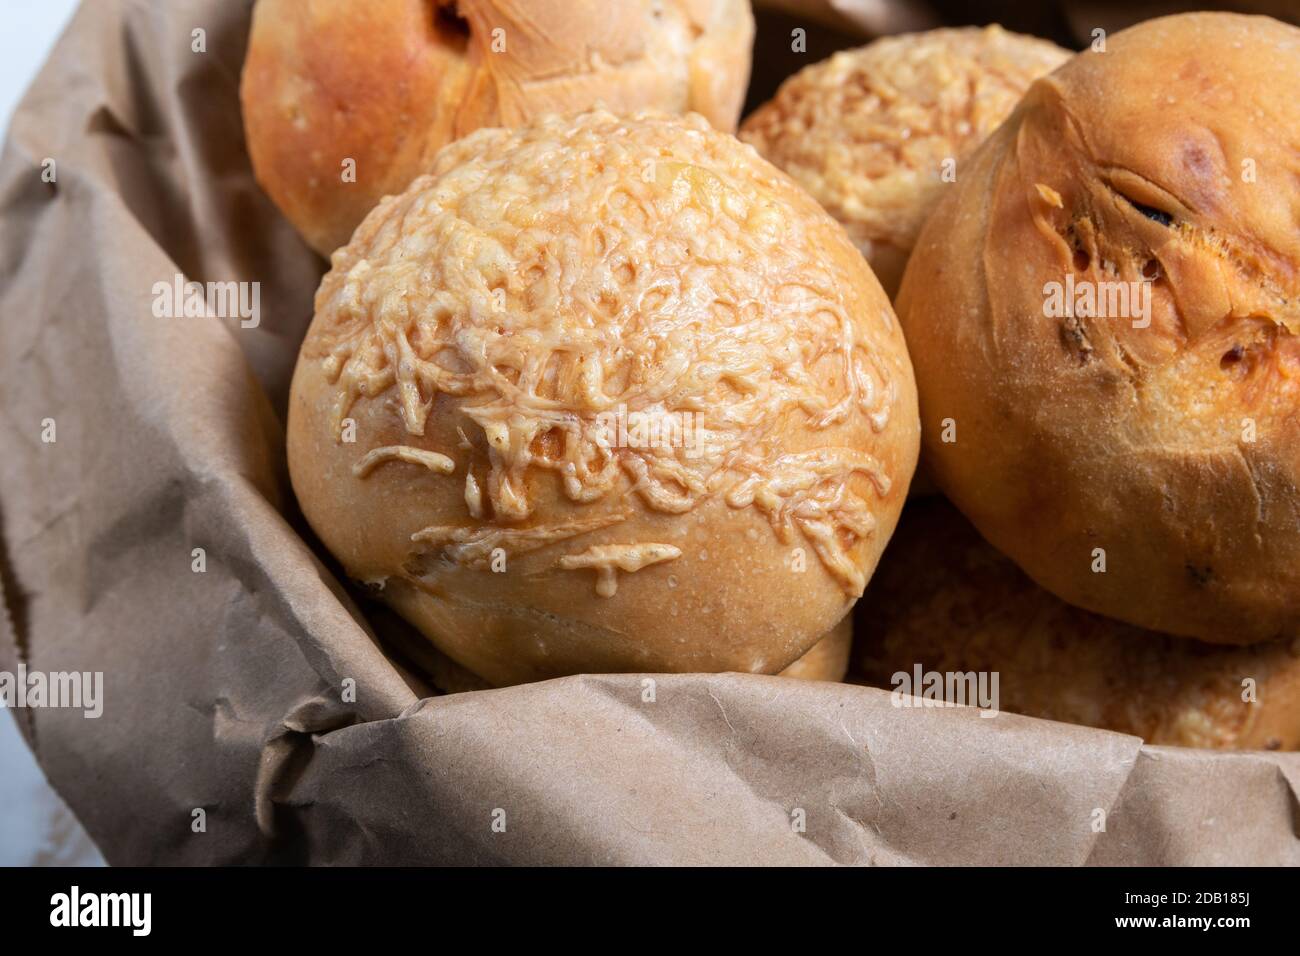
[{"left": 1, "top": 0, "right": 1297, "bottom": 865}]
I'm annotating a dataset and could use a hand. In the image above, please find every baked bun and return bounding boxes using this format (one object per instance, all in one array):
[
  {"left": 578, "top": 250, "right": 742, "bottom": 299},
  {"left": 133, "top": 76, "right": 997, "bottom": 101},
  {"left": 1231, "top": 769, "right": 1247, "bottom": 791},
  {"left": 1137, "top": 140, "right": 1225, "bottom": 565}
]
[
  {"left": 778, "top": 616, "right": 852, "bottom": 682},
  {"left": 419, "top": 616, "right": 852, "bottom": 693},
  {"left": 897, "top": 13, "right": 1300, "bottom": 643},
  {"left": 242, "top": 0, "right": 755, "bottom": 255},
  {"left": 740, "top": 26, "right": 1069, "bottom": 297},
  {"left": 287, "top": 111, "right": 918, "bottom": 687},
  {"left": 856, "top": 500, "right": 1300, "bottom": 750}
]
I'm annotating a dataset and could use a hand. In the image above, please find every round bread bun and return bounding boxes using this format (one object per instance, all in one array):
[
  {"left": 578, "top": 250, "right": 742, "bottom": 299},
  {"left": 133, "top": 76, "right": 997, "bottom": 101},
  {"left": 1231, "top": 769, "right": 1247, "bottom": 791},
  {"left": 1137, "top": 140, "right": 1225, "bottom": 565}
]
[
  {"left": 287, "top": 110, "right": 919, "bottom": 687},
  {"left": 777, "top": 615, "right": 852, "bottom": 682},
  {"left": 856, "top": 500, "right": 1300, "bottom": 750},
  {"left": 896, "top": 13, "right": 1300, "bottom": 644},
  {"left": 418, "top": 615, "right": 852, "bottom": 694},
  {"left": 740, "top": 26, "right": 1070, "bottom": 297},
  {"left": 241, "top": 0, "right": 755, "bottom": 255}
]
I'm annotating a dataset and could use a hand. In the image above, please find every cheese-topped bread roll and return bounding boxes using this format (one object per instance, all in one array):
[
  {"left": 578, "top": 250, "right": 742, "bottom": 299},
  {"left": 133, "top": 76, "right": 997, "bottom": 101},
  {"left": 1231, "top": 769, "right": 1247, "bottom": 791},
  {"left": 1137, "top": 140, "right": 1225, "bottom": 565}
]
[
  {"left": 288, "top": 111, "right": 918, "bottom": 686},
  {"left": 741, "top": 26, "right": 1069, "bottom": 297}
]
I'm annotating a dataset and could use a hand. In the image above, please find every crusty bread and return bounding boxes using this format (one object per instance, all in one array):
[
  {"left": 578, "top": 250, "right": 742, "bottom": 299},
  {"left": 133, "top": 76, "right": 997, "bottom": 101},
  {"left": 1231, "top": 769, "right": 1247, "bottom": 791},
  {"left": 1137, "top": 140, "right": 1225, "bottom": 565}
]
[
  {"left": 896, "top": 13, "right": 1300, "bottom": 643},
  {"left": 778, "top": 615, "right": 852, "bottom": 682},
  {"left": 241, "top": 0, "right": 755, "bottom": 255},
  {"left": 741, "top": 26, "right": 1070, "bottom": 297},
  {"left": 856, "top": 500, "right": 1300, "bottom": 750},
  {"left": 419, "top": 615, "right": 852, "bottom": 693},
  {"left": 287, "top": 111, "right": 918, "bottom": 687}
]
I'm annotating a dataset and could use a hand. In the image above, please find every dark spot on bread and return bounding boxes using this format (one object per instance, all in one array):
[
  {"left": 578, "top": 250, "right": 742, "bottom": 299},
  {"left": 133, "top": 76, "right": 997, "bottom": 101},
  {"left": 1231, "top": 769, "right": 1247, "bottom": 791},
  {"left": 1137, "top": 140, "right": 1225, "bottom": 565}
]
[
  {"left": 433, "top": 2, "right": 471, "bottom": 52},
  {"left": 1065, "top": 222, "right": 1091, "bottom": 271},
  {"left": 1121, "top": 194, "right": 1174, "bottom": 227},
  {"left": 1181, "top": 141, "right": 1214, "bottom": 179},
  {"left": 529, "top": 426, "right": 565, "bottom": 459},
  {"left": 1059, "top": 316, "right": 1093, "bottom": 364}
]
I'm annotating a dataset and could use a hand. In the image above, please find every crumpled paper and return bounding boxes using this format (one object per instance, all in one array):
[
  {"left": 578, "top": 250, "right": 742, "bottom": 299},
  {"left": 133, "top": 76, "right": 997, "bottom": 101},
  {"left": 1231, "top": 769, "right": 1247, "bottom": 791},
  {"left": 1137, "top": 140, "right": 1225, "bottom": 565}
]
[{"left": 1, "top": 0, "right": 1297, "bottom": 865}]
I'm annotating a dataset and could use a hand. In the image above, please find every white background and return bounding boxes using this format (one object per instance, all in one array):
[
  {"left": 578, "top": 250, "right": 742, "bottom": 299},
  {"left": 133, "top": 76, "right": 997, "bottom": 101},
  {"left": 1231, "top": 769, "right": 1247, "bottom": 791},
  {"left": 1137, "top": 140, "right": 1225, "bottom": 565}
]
[{"left": 0, "top": 0, "right": 106, "bottom": 866}]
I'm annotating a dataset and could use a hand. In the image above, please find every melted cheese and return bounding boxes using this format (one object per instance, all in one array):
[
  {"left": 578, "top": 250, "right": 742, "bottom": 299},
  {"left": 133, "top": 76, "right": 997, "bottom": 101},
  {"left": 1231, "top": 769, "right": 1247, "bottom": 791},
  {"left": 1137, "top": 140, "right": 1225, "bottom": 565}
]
[
  {"left": 310, "top": 113, "right": 906, "bottom": 595},
  {"left": 558, "top": 543, "right": 683, "bottom": 597},
  {"left": 410, "top": 512, "right": 629, "bottom": 570},
  {"left": 352, "top": 445, "right": 456, "bottom": 477}
]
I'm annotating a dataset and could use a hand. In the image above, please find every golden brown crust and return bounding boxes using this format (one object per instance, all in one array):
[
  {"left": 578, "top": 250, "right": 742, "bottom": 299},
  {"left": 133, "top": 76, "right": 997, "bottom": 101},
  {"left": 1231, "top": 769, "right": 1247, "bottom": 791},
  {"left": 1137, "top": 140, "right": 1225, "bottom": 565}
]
[
  {"left": 855, "top": 500, "right": 1300, "bottom": 750},
  {"left": 740, "top": 26, "right": 1070, "bottom": 296},
  {"left": 241, "top": 0, "right": 755, "bottom": 255},
  {"left": 778, "top": 614, "right": 851, "bottom": 682},
  {"left": 419, "top": 615, "right": 851, "bottom": 693},
  {"left": 896, "top": 13, "right": 1300, "bottom": 643},
  {"left": 288, "top": 111, "right": 918, "bottom": 687}
]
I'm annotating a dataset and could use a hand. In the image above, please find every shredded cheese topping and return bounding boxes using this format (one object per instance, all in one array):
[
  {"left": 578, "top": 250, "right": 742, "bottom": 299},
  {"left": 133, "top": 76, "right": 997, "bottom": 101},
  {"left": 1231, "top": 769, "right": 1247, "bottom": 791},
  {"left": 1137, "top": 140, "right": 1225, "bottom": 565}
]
[
  {"left": 741, "top": 27, "right": 1069, "bottom": 262},
  {"left": 410, "top": 513, "right": 629, "bottom": 571},
  {"left": 311, "top": 112, "right": 905, "bottom": 595},
  {"left": 558, "top": 543, "right": 683, "bottom": 597},
  {"left": 351, "top": 445, "right": 456, "bottom": 477}
]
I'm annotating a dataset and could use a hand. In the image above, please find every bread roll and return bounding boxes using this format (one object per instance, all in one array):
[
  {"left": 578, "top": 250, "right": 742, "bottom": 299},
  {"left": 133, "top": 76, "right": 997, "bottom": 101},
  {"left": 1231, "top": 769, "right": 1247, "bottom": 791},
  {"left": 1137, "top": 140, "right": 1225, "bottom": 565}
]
[
  {"left": 241, "top": 0, "right": 755, "bottom": 256},
  {"left": 778, "top": 615, "right": 852, "bottom": 682},
  {"left": 419, "top": 616, "right": 852, "bottom": 693},
  {"left": 856, "top": 500, "right": 1300, "bottom": 750},
  {"left": 287, "top": 111, "right": 918, "bottom": 687},
  {"left": 740, "top": 26, "right": 1070, "bottom": 297},
  {"left": 897, "top": 13, "right": 1300, "bottom": 643}
]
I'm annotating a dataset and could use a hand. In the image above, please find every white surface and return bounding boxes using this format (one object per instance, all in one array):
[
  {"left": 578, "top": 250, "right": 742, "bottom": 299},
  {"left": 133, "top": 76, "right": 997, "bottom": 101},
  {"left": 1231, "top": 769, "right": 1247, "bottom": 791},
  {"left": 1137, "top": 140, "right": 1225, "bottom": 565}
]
[
  {"left": 0, "top": 0, "right": 80, "bottom": 138},
  {"left": 1, "top": 0, "right": 106, "bottom": 867}
]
